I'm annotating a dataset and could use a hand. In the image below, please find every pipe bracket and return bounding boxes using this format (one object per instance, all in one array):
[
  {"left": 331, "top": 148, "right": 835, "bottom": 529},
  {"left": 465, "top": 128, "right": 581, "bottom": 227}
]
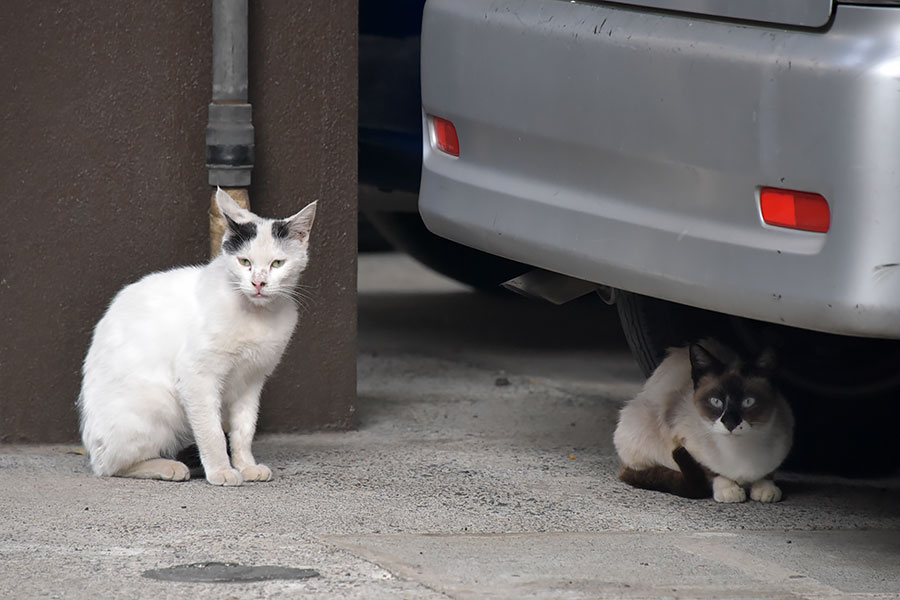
[{"left": 206, "top": 102, "right": 254, "bottom": 186}]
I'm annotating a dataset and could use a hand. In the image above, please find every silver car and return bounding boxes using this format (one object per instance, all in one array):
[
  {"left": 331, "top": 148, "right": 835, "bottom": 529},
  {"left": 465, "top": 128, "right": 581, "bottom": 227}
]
[{"left": 418, "top": 0, "right": 900, "bottom": 473}]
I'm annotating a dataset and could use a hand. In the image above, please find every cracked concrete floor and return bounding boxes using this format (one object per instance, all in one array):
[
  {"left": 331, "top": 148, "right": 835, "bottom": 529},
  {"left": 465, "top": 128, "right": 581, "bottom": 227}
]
[{"left": 1, "top": 252, "right": 898, "bottom": 599}]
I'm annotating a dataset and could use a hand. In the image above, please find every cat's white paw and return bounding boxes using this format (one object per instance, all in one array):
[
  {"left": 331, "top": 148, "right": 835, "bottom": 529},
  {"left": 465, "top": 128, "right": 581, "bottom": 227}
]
[
  {"left": 206, "top": 468, "right": 243, "bottom": 486},
  {"left": 165, "top": 461, "right": 191, "bottom": 482},
  {"left": 714, "top": 485, "right": 746, "bottom": 503},
  {"left": 750, "top": 479, "right": 782, "bottom": 503},
  {"left": 240, "top": 464, "right": 273, "bottom": 482},
  {"left": 713, "top": 476, "right": 747, "bottom": 503},
  {"left": 117, "top": 458, "right": 190, "bottom": 481}
]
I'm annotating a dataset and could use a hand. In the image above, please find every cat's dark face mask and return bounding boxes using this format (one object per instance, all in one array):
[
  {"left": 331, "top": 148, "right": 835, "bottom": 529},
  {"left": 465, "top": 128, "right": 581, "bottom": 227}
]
[
  {"left": 694, "top": 373, "right": 777, "bottom": 431},
  {"left": 689, "top": 343, "right": 779, "bottom": 432}
]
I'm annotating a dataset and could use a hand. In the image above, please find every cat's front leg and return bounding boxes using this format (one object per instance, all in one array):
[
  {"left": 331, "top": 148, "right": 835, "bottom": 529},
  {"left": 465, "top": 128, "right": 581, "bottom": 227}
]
[
  {"left": 226, "top": 379, "right": 272, "bottom": 482},
  {"left": 712, "top": 475, "right": 747, "bottom": 503},
  {"left": 180, "top": 376, "right": 243, "bottom": 486},
  {"left": 750, "top": 478, "right": 782, "bottom": 502}
]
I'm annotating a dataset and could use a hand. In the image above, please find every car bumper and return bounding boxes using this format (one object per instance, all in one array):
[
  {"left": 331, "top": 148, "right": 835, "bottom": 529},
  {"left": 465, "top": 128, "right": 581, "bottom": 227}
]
[{"left": 420, "top": 0, "right": 900, "bottom": 338}]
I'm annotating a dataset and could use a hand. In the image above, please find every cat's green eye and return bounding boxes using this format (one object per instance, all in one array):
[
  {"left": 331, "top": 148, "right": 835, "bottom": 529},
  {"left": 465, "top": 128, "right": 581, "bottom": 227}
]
[
  {"left": 271, "top": 259, "right": 285, "bottom": 268},
  {"left": 742, "top": 397, "right": 756, "bottom": 408},
  {"left": 238, "top": 257, "right": 251, "bottom": 267},
  {"left": 709, "top": 397, "right": 723, "bottom": 409}
]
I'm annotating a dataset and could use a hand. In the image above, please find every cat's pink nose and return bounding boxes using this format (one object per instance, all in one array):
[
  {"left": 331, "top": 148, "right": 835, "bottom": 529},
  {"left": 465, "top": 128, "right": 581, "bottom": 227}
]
[{"left": 253, "top": 281, "right": 266, "bottom": 294}]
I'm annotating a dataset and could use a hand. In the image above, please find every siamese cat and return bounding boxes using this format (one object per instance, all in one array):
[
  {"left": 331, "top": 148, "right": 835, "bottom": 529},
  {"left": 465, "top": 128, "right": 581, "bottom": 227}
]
[
  {"left": 614, "top": 340, "right": 794, "bottom": 502},
  {"left": 78, "top": 188, "right": 316, "bottom": 486}
]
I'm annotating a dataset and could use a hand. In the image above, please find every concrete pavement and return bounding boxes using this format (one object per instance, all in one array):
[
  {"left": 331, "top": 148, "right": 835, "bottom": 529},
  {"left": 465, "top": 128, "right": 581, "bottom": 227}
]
[{"left": 1, "top": 252, "right": 898, "bottom": 599}]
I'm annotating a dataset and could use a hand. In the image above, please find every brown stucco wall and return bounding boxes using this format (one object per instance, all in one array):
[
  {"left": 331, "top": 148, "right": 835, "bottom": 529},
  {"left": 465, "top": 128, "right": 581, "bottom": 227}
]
[{"left": 0, "top": 2, "right": 357, "bottom": 442}]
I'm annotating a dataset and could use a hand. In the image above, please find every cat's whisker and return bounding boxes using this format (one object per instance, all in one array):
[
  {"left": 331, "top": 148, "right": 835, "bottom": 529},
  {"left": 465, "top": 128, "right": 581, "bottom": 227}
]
[
  {"left": 278, "top": 288, "right": 305, "bottom": 302},
  {"left": 281, "top": 289, "right": 315, "bottom": 312},
  {"left": 290, "top": 289, "right": 316, "bottom": 302},
  {"left": 288, "top": 292, "right": 315, "bottom": 306}
]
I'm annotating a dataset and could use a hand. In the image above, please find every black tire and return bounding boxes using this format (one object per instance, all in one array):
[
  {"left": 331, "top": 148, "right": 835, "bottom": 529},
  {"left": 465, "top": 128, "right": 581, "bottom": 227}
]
[
  {"left": 616, "top": 291, "right": 900, "bottom": 476},
  {"left": 616, "top": 291, "right": 726, "bottom": 376},
  {"left": 364, "top": 211, "right": 528, "bottom": 291}
]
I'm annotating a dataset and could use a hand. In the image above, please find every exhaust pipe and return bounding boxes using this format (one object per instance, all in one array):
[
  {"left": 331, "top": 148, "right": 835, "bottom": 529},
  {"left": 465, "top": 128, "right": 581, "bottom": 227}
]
[
  {"left": 502, "top": 268, "right": 616, "bottom": 305},
  {"left": 207, "top": 0, "right": 254, "bottom": 256}
]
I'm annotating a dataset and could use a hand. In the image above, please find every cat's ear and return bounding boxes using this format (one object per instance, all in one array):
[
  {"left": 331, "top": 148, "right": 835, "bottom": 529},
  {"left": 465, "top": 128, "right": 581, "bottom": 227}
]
[
  {"left": 215, "top": 187, "right": 254, "bottom": 225},
  {"left": 689, "top": 343, "right": 724, "bottom": 385},
  {"left": 753, "top": 347, "right": 777, "bottom": 377},
  {"left": 285, "top": 200, "right": 317, "bottom": 243}
]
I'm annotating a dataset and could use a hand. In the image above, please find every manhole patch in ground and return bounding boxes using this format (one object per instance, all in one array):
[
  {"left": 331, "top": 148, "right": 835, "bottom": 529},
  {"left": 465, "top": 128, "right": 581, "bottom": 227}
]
[{"left": 143, "top": 562, "right": 319, "bottom": 583}]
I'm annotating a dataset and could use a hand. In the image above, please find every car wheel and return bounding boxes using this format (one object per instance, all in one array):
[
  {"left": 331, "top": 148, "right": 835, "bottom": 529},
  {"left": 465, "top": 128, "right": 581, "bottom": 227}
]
[
  {"left": 364, "top": 211, "right": 528, "bottom": 291},
  {"left": 616, "top": 291, "right": 900, "bottom": 476},
  {"left": 615, "top": 291, "right": 727, "bottom": 376}
]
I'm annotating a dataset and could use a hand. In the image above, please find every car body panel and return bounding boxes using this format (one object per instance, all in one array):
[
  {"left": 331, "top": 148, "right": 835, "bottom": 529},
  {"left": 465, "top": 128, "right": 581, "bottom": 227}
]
[
  {"left": 419, "top": 0, "right": 900, "bottom": 338},
  {"left": 596, "top": 0, "right": 833, "bottom": 28}
]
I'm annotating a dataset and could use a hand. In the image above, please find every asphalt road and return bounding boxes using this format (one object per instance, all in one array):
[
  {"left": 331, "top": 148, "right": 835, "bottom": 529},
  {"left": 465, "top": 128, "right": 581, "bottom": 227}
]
[{"left": 1, "top": 252, "right": 898, "bottom": 599}]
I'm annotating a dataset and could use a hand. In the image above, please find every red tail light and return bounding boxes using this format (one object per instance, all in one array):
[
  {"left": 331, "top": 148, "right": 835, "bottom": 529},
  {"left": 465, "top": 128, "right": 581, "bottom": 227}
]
[
  {"left": 760, "top": 187, "right": 830, "bottom": 233},
  {"left": 432, "top": 116, "right": 459, "bottom": 157}
]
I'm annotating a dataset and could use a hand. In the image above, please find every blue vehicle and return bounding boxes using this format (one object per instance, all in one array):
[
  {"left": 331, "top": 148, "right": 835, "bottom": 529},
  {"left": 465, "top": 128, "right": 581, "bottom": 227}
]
[{"left": 359, "top": 0, "right": 525, "bottom": 287}]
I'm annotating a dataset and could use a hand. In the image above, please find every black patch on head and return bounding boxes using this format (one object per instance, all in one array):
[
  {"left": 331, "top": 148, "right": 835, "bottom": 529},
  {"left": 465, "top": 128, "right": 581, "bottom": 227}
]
[
  {"left": 222, "top": 216, "right": 257, "bottom": 255},
  {"left": 697, "top": 369, "right": 775, "bottom": 430},
  {"left": 719, "top": 373, "right": 745, "bottom": 403},
  {"left": 271, "top": 220, "right": 291, "bottom": 241},
  {"left": 744, "top": 347, "right": 777, "bottom": 379},
  {"left": 697, "top": 372, "right": 743, "bottom": 423},
  {"left": 689, "top": 343, "right": 725, "bottom": 386}
]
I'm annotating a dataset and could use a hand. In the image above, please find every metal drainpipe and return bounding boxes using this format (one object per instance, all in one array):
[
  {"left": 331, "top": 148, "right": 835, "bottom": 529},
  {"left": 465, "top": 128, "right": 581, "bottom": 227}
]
[{"left": 207, "top": 0, "right": 254, "bottom": 256}]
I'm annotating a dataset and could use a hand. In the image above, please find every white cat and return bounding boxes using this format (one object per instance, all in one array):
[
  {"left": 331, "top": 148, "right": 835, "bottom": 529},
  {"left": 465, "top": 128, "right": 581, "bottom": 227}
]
[
  {"left": 78, "top": 188, "right": 316, "bottom": 486},
  {"left": 614, "top": 340, "right": 794, "bottom": 502}
]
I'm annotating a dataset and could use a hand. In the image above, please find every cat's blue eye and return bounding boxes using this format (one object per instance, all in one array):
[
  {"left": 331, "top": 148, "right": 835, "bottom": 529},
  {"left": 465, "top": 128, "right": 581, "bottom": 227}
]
[
  {"left": 742, "top": 397, "right": 756, "bottom": 408},
  {"left": 271, "top": 259, "right": 285, "bottom": 268},
  {"left": 238, "top": 257, "right": 251, "bottom": 267},
  {"left": 709, "top": 397, "right": 723, "bottom": 409}
]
